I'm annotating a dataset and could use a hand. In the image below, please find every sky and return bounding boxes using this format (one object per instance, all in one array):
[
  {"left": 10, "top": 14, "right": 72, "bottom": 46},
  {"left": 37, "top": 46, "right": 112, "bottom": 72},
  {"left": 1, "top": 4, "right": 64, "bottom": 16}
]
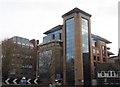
[{"left": 0, "top": 0, "right": 119, "bottom": 55}]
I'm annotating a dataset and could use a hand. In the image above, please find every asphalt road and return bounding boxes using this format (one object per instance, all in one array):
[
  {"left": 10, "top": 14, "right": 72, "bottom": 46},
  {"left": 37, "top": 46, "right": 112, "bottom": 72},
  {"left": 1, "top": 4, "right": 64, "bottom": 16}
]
[{"left": 1, "top": 84, "right": 76, "bottom": 87}]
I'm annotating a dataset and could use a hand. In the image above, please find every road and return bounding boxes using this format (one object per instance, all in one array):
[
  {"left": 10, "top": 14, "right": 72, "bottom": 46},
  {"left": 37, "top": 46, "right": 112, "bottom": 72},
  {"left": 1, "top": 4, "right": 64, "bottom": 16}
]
[{"left": 1, "top": 84, "right": 77, "bottom": 87}]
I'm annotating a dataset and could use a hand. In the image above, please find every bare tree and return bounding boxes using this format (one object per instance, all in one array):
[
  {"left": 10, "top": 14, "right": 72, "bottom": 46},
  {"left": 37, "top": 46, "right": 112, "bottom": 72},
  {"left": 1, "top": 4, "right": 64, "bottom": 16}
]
[
  {"left": 2, "top": 39, "right": 23, "bottom": 79},
  {"left": 39, "top": 48, "right": 63, "bottom": 85},
  {"left": 39, "top": 50, "right": 53, "bottom": 82}
]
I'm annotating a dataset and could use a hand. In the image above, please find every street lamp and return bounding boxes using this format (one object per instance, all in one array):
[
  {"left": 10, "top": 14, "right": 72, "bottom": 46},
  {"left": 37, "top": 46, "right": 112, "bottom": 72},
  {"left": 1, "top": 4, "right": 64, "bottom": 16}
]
[{"left": 36, "top": 40, "right": 39, "bottom": 79}]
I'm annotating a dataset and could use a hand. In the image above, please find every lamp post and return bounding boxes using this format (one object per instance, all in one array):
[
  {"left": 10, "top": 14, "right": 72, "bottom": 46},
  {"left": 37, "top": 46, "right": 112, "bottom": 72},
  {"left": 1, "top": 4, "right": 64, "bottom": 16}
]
[{"left": 36, "top": 40, "right": 39, "bottom": 79}]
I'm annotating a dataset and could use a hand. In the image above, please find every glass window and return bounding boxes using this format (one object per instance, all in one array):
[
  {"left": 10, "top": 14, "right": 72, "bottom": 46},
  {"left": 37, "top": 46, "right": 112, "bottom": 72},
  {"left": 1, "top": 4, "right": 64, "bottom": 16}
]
[
  {"left": 43, "top": 29, "right": 62, "bottom": 43},
  {"left": 82, "top": 18, "right": 89, "bottom": 53},
  {"left": 66, "top": 18, "right": 75, "bottom": 85},
  {"left": 108, "top": 71, "right": 111, "bottom": 76},
  {"left": 93, "top": 49, "right": 96, "bottom": 53},
  {"left": 112, "top": 71, "right": 115, "bottom": 76},
  {"left": 52, "top": 34, "right": 55, "bottom": 39},
  {"left": 12, "top": 37, "right": 16, "bottom": 41},
  {"left": 94, "top": 56, "right": 96, "bottom": 60},
  {"left": 59, "top": 33, "right": 61, "bottom": 40},
  {"left": 97, "top": 50, "right": 99, "bottom": 54},
  {"left": 17, "top": 42, "right": 21, "bottom": 45},
  {"left": 97, "top": 57, "right": 100, "bottom": 61},
  {"left": 103, "top": 58, "right": 106, "bottom": 62},
  {"left": 101, "top": 71, "right": 105, "bottom": 76},
  {"left": 92, "top": 38, "right": 96, "bottom": 47},
  {"left": 53, "top": 30, "right": 62, "bottom": 40},
  {"left": 43, "top": 34, "right": 53, "bottom": 43},
  {"left": 82, "top": 18, "right": 91, "bottom": 84}
]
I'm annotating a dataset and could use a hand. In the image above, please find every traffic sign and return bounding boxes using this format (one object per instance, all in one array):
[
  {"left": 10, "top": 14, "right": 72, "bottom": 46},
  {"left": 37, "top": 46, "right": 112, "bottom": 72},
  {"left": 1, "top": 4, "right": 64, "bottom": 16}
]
[
  {"left": 13, "top": 79, "right": 17, "bottom": 84},
  {"left": 27, "top": 79, "right": 31, "bottom": 84},
  {"left": 5, "top": 78, "right": 10, "bottom": 84},
  {"left": 34, "top": 79, "right": 38, "bottom": 84}
]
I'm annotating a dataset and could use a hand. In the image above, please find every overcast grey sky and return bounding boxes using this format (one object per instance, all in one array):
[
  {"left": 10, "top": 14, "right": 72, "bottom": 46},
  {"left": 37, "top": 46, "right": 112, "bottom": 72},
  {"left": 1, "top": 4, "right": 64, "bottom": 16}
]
[{"left": 0, "top": 0, "right": 119, "bottom": 55}]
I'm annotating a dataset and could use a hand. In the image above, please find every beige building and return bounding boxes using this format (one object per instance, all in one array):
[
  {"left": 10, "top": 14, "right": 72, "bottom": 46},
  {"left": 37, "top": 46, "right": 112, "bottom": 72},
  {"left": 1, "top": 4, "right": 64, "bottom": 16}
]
[
  {"left": 91, "top": 34, "right": 113, "bottom": 78},
  {"left": 39, "top": 26, "right": 63, "bottom": 85},
  {"left": 39, "top": 8, "right": 113, "bottom": 86}
]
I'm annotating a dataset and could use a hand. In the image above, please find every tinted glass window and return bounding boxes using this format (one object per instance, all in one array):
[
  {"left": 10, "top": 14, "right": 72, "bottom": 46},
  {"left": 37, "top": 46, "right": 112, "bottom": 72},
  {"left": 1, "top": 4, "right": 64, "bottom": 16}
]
[{"left": 66, "top": 18, "right": 75, "bottom": 85}]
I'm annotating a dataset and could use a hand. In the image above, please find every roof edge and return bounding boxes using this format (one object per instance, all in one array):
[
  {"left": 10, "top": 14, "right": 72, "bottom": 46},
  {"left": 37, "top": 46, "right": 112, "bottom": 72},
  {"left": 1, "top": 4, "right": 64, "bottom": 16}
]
[
  {"left": 43, "top": 25, "right": 63, "bottom": 35},
  {"left": 62, "top": 7, "right": 92, "bottom": 18}
]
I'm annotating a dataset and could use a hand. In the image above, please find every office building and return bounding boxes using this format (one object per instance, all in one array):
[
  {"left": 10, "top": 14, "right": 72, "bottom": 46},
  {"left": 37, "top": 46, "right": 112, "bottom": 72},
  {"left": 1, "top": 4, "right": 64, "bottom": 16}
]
[
  {"left": 39, "top": 25, "right": 63, "bottom": 85},
  {"left": 91, "top": 34, "right": 113, "bottom": 78},
  {"left": 5, "top": 36, "right": 37, "bottom": 79},
  {"left": 61, "top": 8, "right": 92, "bottom": 86},
  {"left": 39, "top": 7, "right": 113, "bottom": 86}
]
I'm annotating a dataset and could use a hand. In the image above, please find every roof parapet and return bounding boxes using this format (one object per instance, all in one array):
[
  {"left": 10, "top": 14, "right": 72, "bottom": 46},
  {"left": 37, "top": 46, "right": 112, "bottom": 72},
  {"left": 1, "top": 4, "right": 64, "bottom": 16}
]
[
  {"left": 43, "top": 25, "right": 63, "bottom": 35},
  {"left": 92, "top": 34, "right": 111, "bottom": 44},
  {"left": 62, "top": 7, "right": 92, "bottom": 18}
]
